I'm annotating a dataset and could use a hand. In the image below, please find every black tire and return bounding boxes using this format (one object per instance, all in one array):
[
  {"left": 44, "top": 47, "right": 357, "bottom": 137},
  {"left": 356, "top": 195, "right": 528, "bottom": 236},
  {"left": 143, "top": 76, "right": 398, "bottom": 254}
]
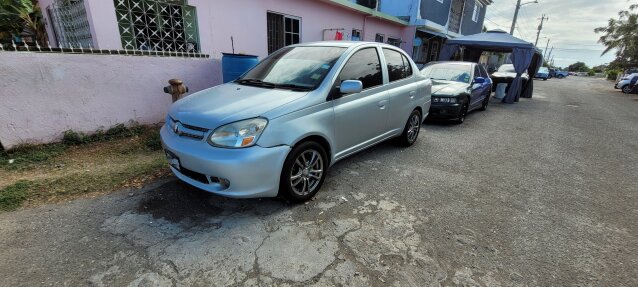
[
  {"left": 397, "top": 109, "right": 422, "bottom": 147},
  {"left": 622, "top": 85, "right": 632, "bottom": 94},
  {"left": 279, "top": 141, "right": 328, "bottom": 203},
  {"left": 455, "top": 102, "right": 469, "bottom": 124},
  {"left": 543, "top": 78, "right": 548, "bottom": 81},
  {"left": 557, "top": 75, "right": 565, "bottom": 79},
  {"left": 479, "top": 94, "right": 490, "bottom": 111}
]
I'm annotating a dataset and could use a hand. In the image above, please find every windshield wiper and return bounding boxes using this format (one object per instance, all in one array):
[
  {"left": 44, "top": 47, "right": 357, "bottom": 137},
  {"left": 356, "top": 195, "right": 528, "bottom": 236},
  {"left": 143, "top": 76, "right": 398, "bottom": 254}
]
[
  {"left": 235, "top": 78, "right": 276, "bottom": 88},
  {"left": 272, "top": 83, "right": 313, "bottom": 91}
]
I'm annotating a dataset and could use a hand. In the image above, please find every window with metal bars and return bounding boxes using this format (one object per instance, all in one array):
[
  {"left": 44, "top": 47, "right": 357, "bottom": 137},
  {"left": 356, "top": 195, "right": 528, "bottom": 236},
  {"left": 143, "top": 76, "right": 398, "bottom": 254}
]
[
  {"left": 46, "top": 0, "right": 93, "bottom": 48},
  {"left": 113, "top": 0, "right": 199, "bottom": 52},
  {"left": 267, "top": 12, "right": 300, "bottom": 54}
]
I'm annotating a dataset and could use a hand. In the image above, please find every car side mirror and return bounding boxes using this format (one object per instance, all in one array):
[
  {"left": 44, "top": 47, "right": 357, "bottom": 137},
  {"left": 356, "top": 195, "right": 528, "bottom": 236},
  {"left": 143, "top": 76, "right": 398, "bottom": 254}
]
[
  {"left": 474, "top": 77, "right": 486, "bottom": 84},
  {"left": 339, "top": 80, "right": 363, "bottom": 95}
]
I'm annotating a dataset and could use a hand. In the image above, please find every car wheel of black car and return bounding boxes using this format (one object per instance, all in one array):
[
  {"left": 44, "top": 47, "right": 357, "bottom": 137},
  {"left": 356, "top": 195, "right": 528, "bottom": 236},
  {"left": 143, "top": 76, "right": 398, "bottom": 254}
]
[
  {"left": 557, "top": 75, "right": 565, "bottom": 79},
  {"left": 543, "top": 78, "right": 548, "bottom": 81},
  {"left": 279, "top": 141, "right": 328, "bottom": 203},
  {"left": 455, "top": 102, "right": 469, "bottom": 124},
  {"left": 397, "top": 109, "right": 422, "bottom": 147},
  {"left": 479, "top": 95, "right": 490, "bottom": 111},
  {"left": 622, "top": 85, "right": 633, "bottom": 94}
]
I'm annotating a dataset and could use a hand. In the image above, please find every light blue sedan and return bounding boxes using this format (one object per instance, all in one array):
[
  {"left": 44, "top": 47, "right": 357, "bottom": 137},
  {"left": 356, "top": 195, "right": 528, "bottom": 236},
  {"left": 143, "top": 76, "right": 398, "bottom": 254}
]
[{"left": 161, "top": 42, "right": 432, "bottom": 202}]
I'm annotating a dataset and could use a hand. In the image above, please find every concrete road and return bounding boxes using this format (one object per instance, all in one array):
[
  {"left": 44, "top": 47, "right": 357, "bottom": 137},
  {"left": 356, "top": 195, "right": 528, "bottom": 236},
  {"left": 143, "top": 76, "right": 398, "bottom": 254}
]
[{"left": 1, "top": 77, "right": 636, "bottom": 287}]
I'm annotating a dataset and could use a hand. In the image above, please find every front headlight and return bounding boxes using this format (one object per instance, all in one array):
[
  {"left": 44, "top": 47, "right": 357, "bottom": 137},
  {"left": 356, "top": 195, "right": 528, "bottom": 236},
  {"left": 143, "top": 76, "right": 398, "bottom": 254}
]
[
  {"left": 432, "top": 96, "right": 458, "bottom": 104},
  {"left": 208, "top": 118, "right": 268, "bottom": 148}
]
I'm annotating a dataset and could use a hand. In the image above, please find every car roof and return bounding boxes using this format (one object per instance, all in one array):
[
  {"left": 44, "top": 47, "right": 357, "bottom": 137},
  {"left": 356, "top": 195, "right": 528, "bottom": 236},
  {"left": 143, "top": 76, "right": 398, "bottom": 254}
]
[
  {"left": 292, "top": 41, "right": 402, "bottom": 49},
  {"left": 426, "top": 61, "right": 475, "bottom": 66}
]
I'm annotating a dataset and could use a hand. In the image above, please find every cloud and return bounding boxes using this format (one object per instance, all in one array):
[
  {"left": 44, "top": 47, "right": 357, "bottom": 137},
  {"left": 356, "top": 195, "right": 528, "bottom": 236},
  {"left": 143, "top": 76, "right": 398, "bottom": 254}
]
[{"left": 484, "top": 0, "right": 635, "bottom": 67}]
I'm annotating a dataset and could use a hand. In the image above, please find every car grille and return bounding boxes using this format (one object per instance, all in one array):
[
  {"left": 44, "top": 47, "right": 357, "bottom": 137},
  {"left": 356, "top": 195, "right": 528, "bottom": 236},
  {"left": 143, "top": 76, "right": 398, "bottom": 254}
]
[
  {"left": 180, "top": 166, "right": 209, "bottom": 184},
  {"left": 168, "top": 117, "right": 209, "bottom": 140}
]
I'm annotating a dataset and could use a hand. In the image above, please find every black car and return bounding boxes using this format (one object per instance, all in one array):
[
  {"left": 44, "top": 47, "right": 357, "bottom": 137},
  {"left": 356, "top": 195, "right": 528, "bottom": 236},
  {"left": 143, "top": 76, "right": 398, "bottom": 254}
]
[{"left": 421, "top": 61, "right": 493, "bottom": 123}]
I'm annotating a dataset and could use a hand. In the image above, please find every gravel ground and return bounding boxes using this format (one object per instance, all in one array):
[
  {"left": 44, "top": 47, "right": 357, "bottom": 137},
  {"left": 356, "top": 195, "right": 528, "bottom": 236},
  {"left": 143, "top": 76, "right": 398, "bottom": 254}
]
[{"left": 0, "top": 77, "right": 636, "bottom": 286}]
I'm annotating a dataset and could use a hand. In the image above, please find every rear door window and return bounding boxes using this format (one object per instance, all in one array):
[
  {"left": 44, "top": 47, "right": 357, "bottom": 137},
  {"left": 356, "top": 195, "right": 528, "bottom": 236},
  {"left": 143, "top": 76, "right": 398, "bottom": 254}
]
[
  {"left": 383, "top": 48, "right": 412, "bottom": 82},
  {"left": 338, "top": 48, "right": 383, "bottom": 89}
]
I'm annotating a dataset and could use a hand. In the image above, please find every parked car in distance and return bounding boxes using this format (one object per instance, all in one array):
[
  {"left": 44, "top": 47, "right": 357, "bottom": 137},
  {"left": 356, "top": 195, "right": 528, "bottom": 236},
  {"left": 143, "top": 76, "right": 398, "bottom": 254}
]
[
  {"left": 421, "top": 61, "right": 492, "bottom": 123},
  {"left": 490, "top": 64, "right": 529, "bottom": 92},
  {"left": 535, "top": 67, "right": 550, "bottom": 80},
  {"left": 555, "top": 70, "right": 569, "bottom": 78},
  {"left": 615, "top": 73, "right": 638, "bottom": 93},
  {"left": 576, "top": 72, "right": 589, "bottom": 77},
  {"left": 161, "top": 42, "right": 432, "bottom": 202},
  {"left": 550, "top": 69, "right": 569, "bottom": 79}
]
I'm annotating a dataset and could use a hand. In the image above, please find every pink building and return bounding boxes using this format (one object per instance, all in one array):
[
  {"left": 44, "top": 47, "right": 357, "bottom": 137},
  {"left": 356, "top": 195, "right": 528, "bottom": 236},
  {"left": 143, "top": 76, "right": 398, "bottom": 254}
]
[{"left": 39, "top": 0, "right": 415, "bottom": 84}]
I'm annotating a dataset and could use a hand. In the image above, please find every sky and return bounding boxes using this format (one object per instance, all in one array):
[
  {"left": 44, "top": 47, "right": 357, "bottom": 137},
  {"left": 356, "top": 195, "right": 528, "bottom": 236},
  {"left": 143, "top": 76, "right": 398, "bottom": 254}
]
[{"left": 483, "top": 0, "right": 634, "bottom": 68}]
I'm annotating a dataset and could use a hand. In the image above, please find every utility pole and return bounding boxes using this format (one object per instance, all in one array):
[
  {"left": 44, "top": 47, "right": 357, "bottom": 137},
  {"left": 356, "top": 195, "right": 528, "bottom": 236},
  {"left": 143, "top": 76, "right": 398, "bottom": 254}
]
[
  {"left": 534, "top": 14, "right": 548, "bottom": 46},
  {"left": 510, "top": 0, "right": 539, "bottom": 35},
  {"left": 547, "top": 46, "right": 554, "bottom": 61},
  {"left": 510, "top": 0, "right": 522, "bottom": 35},
  {"left": 543, "top": 38, "right": 550, "bottom": 58}
]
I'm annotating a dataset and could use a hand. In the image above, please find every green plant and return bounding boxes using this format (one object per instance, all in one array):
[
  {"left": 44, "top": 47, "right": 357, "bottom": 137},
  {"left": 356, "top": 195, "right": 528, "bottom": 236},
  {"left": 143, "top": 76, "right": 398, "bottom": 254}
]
[
  {"left": 587, "top": 70, "right": 595, "bottom": 76},
  {"left": 144, "top": 129, "right": 162, "bottom": 151},
  {"left": 62, "top": 130, "right": 87, "bottom": 145},
  {"left": 0, "top": 0, "right": 47, "bottom": 44},
  {"left": 0, "top": 180, "right": 33, "bottom": 211},
  {"left": 607, "top": 69, "right": 621, "bottom": 80}
]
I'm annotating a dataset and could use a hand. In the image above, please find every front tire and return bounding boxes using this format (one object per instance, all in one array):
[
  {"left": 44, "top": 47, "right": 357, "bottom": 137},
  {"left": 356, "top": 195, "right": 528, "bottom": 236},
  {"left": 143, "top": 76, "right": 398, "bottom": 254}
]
[
  {"left": 622, "top": 85, "right": 633, "bottom": 94},
  {"left": 454, "top": 102, "right": 469, "bottom": 124},
  {"left": 397, "top": 109, "right": 422, "bottom": 147},
  {"left": 279, "top": 141, "right": 328, "bottom": 203}
]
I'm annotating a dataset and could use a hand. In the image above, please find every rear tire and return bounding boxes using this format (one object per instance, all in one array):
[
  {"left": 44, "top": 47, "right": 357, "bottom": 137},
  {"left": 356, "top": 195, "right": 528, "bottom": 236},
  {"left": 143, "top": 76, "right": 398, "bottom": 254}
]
[
  {"left": 397, "top": 110, "right": 422, "bottom": 147},
  {"left": 279, "top": 141, "right": 328, "bottom": 203},
  {"left": 479, "top": 94, "right": 490, "bottom": 111}
]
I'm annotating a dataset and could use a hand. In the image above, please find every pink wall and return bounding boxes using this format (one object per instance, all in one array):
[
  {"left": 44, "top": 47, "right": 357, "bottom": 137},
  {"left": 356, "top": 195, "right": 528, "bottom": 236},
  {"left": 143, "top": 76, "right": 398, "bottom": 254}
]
[
  {"left": 188, "top": 0, "right": 413, "bottom": 83},
  {"left": 0, "top": 52, "right": 215, "bottom": 149}
]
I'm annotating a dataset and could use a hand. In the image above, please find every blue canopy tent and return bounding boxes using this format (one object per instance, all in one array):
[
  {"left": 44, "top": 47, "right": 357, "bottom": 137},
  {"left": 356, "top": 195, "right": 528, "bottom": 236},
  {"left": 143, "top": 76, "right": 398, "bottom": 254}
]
[{"left": 439, "top": 30, "right": 543, "bottom": 103}]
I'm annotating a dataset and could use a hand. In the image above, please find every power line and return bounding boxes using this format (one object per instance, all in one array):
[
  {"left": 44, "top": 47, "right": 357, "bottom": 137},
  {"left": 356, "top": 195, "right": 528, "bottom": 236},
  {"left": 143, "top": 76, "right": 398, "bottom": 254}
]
[{"left": 484, "top": 17, "right": 509, "bottom": 28}]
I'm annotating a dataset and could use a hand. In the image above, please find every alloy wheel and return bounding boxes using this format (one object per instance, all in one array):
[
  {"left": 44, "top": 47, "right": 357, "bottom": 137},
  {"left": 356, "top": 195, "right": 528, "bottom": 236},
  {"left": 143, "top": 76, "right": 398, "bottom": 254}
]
[
  {"left": 290, "top": 149, "right": 324, "bottom": 196},
  {"left": 406, "top": 113, "right": 421, "bottom": 143}
]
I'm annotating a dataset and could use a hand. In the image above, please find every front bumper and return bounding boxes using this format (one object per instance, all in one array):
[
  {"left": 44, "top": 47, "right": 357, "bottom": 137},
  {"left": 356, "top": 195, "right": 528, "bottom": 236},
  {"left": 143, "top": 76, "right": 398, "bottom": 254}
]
[
  {"left": 615, "top": 81, "right": 628, "bottom": 89},
  {"left": 428, "top": 103, "right": 462, "bottom": 119},
  {"left": 160, "top": 126, "right": 290, "bottom": 198}
]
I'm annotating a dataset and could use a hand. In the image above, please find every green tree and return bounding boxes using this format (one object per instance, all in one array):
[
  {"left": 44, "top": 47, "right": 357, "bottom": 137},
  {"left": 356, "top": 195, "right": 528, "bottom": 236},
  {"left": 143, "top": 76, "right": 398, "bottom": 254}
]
[
  {"left": 568, "top": 62, "right": 590, "bottom": 72},
  {"left": 0, "top": 0, "right": 47, "bottom": 44},
  {"left": 595, "top": 4, "right": 638, "bottom": 69}
]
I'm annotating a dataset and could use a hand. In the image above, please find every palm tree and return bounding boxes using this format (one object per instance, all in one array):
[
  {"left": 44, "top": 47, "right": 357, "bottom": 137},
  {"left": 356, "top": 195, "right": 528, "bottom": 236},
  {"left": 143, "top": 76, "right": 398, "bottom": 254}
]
[
  {"left": 0, "top": 0, "right": 47, "bottom": 45},
  {"left": 595, "top": 4, "right": 638, "bottom": 68}
]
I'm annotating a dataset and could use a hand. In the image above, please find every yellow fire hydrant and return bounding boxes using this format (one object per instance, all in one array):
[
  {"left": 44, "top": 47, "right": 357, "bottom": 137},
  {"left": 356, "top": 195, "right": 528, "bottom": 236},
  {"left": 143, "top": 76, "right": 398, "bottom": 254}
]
[{"left": 164, "top": 79, "right": 189, "bottom": 102}]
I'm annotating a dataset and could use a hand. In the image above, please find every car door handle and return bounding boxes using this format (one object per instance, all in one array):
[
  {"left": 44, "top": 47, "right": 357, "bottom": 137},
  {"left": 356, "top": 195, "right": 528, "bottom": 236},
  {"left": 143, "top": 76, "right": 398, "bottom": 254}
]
[
  {"left": 378, "top": 100, "right": 388, "bottom": 109},
  {"left": 409, "top": 91, "right": 416, "bottom": 99}
]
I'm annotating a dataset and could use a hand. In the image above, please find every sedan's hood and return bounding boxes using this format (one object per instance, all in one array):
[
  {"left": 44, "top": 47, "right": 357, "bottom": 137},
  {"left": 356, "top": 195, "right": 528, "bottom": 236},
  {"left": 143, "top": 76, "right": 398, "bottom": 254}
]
[
  {"left": 169, "top": 83, "right": 308, "bottom": 129},
  {"left": 431, "top": 80, "right": 469, "bottom": 96}
]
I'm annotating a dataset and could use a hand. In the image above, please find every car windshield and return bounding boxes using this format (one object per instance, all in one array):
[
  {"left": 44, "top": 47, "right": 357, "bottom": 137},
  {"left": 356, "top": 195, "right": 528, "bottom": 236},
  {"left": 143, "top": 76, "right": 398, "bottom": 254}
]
[
  {"left": 539, "top": 67, "right": 549, "bottom": 73},
  {"left": 237, "top": 46, "right": 346, "bottom": 91},
  {"left": 498, "top": 64, "right": 516, "bottom": 73},
  {"left": 421, "top": 64, "right": 472, "bottom": 83}
]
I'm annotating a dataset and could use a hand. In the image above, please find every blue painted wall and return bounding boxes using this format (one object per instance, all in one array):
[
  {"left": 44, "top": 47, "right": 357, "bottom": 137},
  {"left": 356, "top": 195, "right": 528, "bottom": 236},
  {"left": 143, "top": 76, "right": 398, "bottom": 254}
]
[
  {"left": 460, "top": 0, "right": 485, "bottom": 35},
  {"left": 420, "top": 0, "right": 451, "bottom": 27}
]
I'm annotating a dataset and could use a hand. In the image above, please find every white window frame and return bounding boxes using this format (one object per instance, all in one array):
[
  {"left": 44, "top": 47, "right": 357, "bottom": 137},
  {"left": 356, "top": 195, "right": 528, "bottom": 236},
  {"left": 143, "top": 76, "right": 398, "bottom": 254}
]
[{"left": 472, "top": 1, "right": 483, "bottom": 23}]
